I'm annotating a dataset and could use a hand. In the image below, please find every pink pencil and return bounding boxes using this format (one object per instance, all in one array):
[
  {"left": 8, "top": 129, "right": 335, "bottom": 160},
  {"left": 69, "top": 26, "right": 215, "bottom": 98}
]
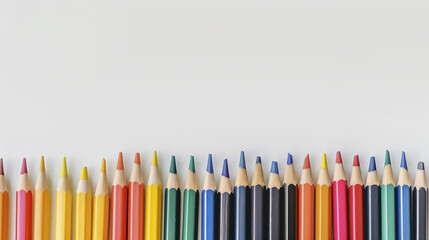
[
  {"left": 16, "top": 158, "right": 32, "bottom": 240},
  {"left": 332, "top": 151, "right": 348, "bottom": 240}
]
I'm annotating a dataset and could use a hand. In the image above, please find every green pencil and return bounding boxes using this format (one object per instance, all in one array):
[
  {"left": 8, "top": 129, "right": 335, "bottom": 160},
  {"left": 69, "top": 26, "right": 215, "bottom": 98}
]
[
  {"left": 381, "top": 150, "right": 396, "bottom": 240},
  {"left": 164, "top": 156, "right": 181, "bottom": 240},
  {"left": 182, "top": 156, "right": 199, "bottom": 240}
]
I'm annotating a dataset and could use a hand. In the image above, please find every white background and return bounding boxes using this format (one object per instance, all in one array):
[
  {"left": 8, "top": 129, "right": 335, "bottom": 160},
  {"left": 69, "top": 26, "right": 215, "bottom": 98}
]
[{"left": 1, "top": 0, "right": 429, "bottom": 238}]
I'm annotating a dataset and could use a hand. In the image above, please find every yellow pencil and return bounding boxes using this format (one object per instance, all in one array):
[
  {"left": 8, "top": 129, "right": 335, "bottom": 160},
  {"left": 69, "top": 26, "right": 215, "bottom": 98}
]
[
  {"left": 76, "top": 167, "right": 92, "bottom": 240},
  {"left": 55, "top": 157, "right": 72, "bottom": 240},
  {"left": 92, "top": 159, "right": 109, "bottom": 240},
  {"left": 144, "top": 151, "right": 162, "bottom": 240},
  {"left": 34, "top": 156, "right": 50, "bottom": 240}
]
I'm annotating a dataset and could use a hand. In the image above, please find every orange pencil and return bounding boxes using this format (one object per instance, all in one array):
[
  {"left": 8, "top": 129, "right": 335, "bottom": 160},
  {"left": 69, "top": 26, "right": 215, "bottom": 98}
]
[
  {"left": 16, "top": 158, "right": 32, "bottom": 240},
  {"left": 128, "top": 153, "right": 145, "bottom": 240},
  {"left": 298, "top": 154, "right": 315, "bottom": 240},
  {"left": 0, "top": 159, "right": 9, "bottom": 240},
  {"left": 315, "top": 153, "right": 332, "bottom": 240},
  {"left": 111, "top": 152, "right": 128, "bottom": 240}
]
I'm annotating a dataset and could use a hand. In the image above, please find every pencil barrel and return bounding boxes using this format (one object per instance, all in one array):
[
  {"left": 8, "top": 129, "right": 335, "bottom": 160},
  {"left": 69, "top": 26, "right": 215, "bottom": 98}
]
[
  {"left": 298, "top": 183, "right": 314, "bottom": 240},
  {"left": 250, "top": 185, "right": 265, "bottom": 240},
  {"left": 55, "top": 190, "right": 72, "bottom": 240},
  {"left": 92, "top": 194, "right": 109, "bottom": 240},
  {"left": 315, "top": 185, "right": 332, "bottom": 240},
  {"left": 111, "top": 185, "right": 128, "bottom": 240},
  {"left": 16, "top": 190, "right": 32, "bottom": 240},
  {"left": 182, "top": 189, "right": 199, "bottom": 240},
  {"left": 145, "top": 184, "right": 162, "bottom": 240},
  {"left": 381, "top": 184, "right": 396, "bottom": 240},
  {"left": 219, "top": 192, "right": 233, "bottom": 240},
  {"left": 333, "top": 179, "right": 348, "bottom": 240},
  {"left": 201, "top": 189, "right": 216, "bottom": 240},
  {"left": 75, "top": 192, "right": 92, "bottom": 240},
  {"left": 281, "top": 184, "right": 297, "bottom": 240},
  {"left": 128, "top": 182, "right": 145, "bottom": 240},
  {"left": 268, "top": 187, "right": 280, "bottom": 240},
  {"left": 349, "top": 184, "right": 364, "bottom": 240},
  {"left": 397, "top": 185, "right": 411, "bottom": 240},
  {"left": 413, "top": 187, "right": 427, "bottom": 240},
  {"left": 233, "top": 186, "right": 250, "bottom": 240},
  {"left": 164, "top": 188, "right": 180, "bottom": 240},
  {"left": 364, "top": 185, "right": 380, "bottom": 240},
  {"left": 0, "top": 191, "right": 8, "bottom": 240}
]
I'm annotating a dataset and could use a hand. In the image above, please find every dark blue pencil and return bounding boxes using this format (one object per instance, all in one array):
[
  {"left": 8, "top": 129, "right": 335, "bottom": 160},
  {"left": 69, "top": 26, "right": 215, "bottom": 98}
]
[
  {"left": 364, "top": 156, "right": 380, "bottom": 240},
  {"left": 219, "top": 159, "right": 233, "bottom": 240},
  {"left": 250, "top": 156, "right": 265, "bottom": 240},
  {"left": 268, "top": 161, "right": 281, "bottom": 240},
  {"left": 202, "top": 154, "right": 217, "bottom": 240},
  {"left": 413, "top": 162, "right": 427, "bottom": 240},
  {"left": 234, "top": 151, "right": 250, "bottom": 240}
]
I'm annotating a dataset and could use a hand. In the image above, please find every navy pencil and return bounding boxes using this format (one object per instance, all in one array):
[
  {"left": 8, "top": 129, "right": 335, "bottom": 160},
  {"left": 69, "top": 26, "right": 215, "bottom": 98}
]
[
  {"left": 364, "top": 156, "right": 380, "bottom": 240},
  {"left": 234, "top": 151, "right": 250, "bottom": 240}
]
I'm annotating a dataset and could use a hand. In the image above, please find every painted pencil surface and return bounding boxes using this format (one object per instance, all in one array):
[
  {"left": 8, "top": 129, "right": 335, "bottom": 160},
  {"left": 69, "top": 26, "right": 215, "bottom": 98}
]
[
  {"left": 364, "top": 156, "right": 380, "bottom": 240},
  {"left": 234, "top": 151, "right": 250, "bottom": 240},
  {"left": 282, "top": 153, "right": 297, "bottom": 240},
  {"left": 92, "top": 158, "right": 109, "bottom": 240},
  {"left": 164, "top": 156, "right": 180, "bottom": 240},
  {"left": 75, "top": 167, "right": 92, "bottom": 240},
  {"left": 55, "top": 157, "right": 72, "bottom": 240},
  {"left": 16, "top": 158, "right": 32, "bottom": 240},
  {"left": 182, "top": 156, "right": 199, "bottom": 240},
  {"left": 315, "top": 153, "right": 332, "bottom": 240},
  {"left": 268, "top": 161, "right": 281, "bottom": 240},
  {"left": 298, "top": 154, "right": 315, "bottom": 240},
  {"left": 34, "top": 156, "right": 50, "bottom": 240},
  {"left": 201, "top": 154, "right": 216, "bottom": 240},
  {"left": 128, "top": 153, "right": 145, "bottom": 240},
  {"left": 250, "top": 156, "right": 265, "bottom": 240},
  {"left": 111, "top": 152, "right": 128, "bottom": 240},
  {"left": 145, "top": 151, "right": 162, "bottom": 240},
  {"left": 349, "top": 155, "right": 364, "bottom": 240},
  {"left": 333, "top": 151, "right": 348, "bottom": 240},
  {"left": 0, "top": 159, "right": 8, "bottom": 240},
  {"left": 381, "top": 150, "right": 396, "bottom": 240},
  {"left": 219, "top": 159, "right": 233, "bottom": 240},
  {"left": 397, "top": 152, "right": 411, "bottom": 240},
  {"left": 413, "top": 162, "right": 427, "bottom": 240}
]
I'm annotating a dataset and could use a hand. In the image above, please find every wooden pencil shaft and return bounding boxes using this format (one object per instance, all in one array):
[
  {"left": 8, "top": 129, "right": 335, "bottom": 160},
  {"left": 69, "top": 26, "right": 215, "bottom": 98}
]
[
  {"left": 364, "top": 185, "right": 380, "bottom": 240},
  {"left": 164, "top": 188, "right": 180, "bottom": 240},
  {"left": 381, "top": 184, "right": 396, "bottom": 240},
  {"left": 397, "top": 185, "right": 411, "bottom": 240},
  {"left": 281, "top": 184, "right": 297, "bottom": 240},
  {"left": 250, "top": 185, "right": 265, "bottom": 240},
  {"left": 268, "top": 187, "right": 280, "bottom": 240},
  {"left": 234, "top": 186, "right": 250, "bottom": 240},
  {"left": 201, "top": 189, "right": 216, "bottom": 240},
  {"left": 219, "top": 192, "right": 233, "bottom": 240},
  {"left": 413, "top": 187, "right": 427, "bottom": 240},
  {"left": 182, "top": 189, "right": 199, "bottom": 240}
]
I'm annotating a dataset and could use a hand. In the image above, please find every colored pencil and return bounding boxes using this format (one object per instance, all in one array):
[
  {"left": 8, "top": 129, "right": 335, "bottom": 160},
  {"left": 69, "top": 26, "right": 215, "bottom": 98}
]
[
  {"left": 381, "top": 150, "right": 396, "bottom": 240},
  {"left": 55, "top": 157, "right": 72, "bottom": 240},
  {"left": 164, "top": 156, "right": 180, "bottom": 240},
  {"left": 349, "top": 155, "right": 364, "bottom": 240},
  {"left": 234, "top": 151, "right": 250, "bottom": 240},
  {"left": 128, "top": 153, "right": 145, "bottom": 240},
  {"left": 111, "top": 152, "right": 128, "bottom": 240},
  {"left": 182, "top": 156, "right": 199, "bottom": 240},
  {"left": 397, "top": 151, "right": 411, "bottom": 240},
  {"left": 282, "top": 153, "right": 297, "bottom": 240},
  {"left": 201, "top": 154, "right": 217, "bottom": 240},
  {"left": 219, "top": 159, "right": 233, "bottom": 240},
  {"left": 364, "top": 156, "right": 380, "bottom": 240},
  {"left": 16, "top": 158, "right": 32, "bottom": 240},
  {"left": 315, "top": 153, "right": 332, "bottom": 240},
  {"left": 34, "top": 156, "right": 50, "bottom": 240},
  {"left": 0, "top": 159, "right": 8, "bottom": 240},
  {"left": 75, "top": 167, "right": 92, "bottom": 240},
  {"left": 250, "top": 156, "right": 265, "bottom": 240},
  {"left": 268, "top": 161, "right": 281, "bottom": 240},
  {"left": 298, "top": 154, "right": 315, "bottom": 240},
  {"left": 333, "top": 151, "right": 348, "bottom": 240},
  {"left": 92, "top": 158, "right": 109, "bottom": 240},
  {"left": 413, "top": 162, "right": 427, "bottom": 240},
  {"left": 145, "top": 151, "right": 162, "bottom": 240}
]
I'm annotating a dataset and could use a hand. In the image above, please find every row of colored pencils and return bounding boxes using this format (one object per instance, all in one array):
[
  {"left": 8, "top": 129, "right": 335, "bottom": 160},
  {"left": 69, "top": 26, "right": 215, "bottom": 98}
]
[{"left": 0, "top": 150, "right": 427, "bottom": 240}]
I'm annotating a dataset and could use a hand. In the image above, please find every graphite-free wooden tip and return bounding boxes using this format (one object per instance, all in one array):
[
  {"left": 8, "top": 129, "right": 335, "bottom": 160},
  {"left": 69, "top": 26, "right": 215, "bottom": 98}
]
[
  {"left": 353, "top": 155, "right": 360, "bottom": 166},
  {"left": 336, "top": 151, "right": 343, "bottom": 163},
  {"left": 40, "top": 156, "right": 45, "bottom": 171},
  {"left": 303, "top": 154, "right": 310, "bottom": 169},
  {"left": 116, "top": 153, "right": 124, "bottom": 170},
  {"left": 134, "top": 153, "right": 141, "bottom": 164}
]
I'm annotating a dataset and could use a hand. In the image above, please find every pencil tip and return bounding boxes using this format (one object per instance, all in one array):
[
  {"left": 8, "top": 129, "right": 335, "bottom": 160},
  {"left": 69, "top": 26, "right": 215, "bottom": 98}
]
[
  {"left": 0, "top": 158, "right": 3, "bottom": 175},
  {"left": 256, "top": 156, "right": 261, "bottom": 164},
  {"left": 80, "top": 167, "right": 88, "bottom": 180},
  {"left": 169, "top": 156, "right": 177, "bottom": 174},
  {"left": 303, "top": 154, "right": 310, "bottom": 169},
  {"left": 336, "top": 151, "right": 343, "bottom": 163},
  {"left": 101, "top": 158, "right": 106, "bottom": 173},
  {"left": 270, "top": 161, "right": 279, "bottom": 174},
  {"left": 222, "top": 159, "right": 230, "bottom": 178},
  {"left": 287, "top": 153, "right": 293, "bottom": 165},
  {"left": 134, "top": 153, "right": 140, "bottom": 164},
  {"left": 152, "top": 151, "right": 158, "bottom": 166},
  {"left": 206, "top": 154, "right": 214, "bottom": 174},
  {"left": 21, "top": 158, "right": 28, "bottom": 174},
  {"left": 60, "top": 157, "right": 67, "bottom": 177},
  {"left": 40, "top": 156, "right": 45, "bottom": 171},
  {"left": 189, "top": 156, "right": 195, "bottom": 173},
  {"left": 239, "top": 151, "right": 246, "bottom": 169},
  {"left": 116, "top": 152, "right": 124, "bottom": 170},
  {"left": 385, "top": 150, "right": 391, "bottom": 165},
  {"left": 321, "top": 153, "right": 328, "bottom": 169},
  {"left": 368, "top": 157, "right": 376, "bottom": 171},
  {"left": 400, "top": 151, "right": 408, "bottom": 170},
  {"left": 418, "top": 161, "right": 425, "bottom": 170},
  {"left": 353, "top": 155, "right": 360, "bottom": 166}
]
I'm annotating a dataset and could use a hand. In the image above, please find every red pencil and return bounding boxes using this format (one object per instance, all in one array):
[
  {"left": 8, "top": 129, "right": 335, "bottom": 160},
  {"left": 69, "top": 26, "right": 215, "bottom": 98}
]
[
  {"left": 16, "top": 158, "right": 32, "bottom": 240},
  {"left": 333, "top": 151, "right": 348, "bottom": 240},
  {"left": 349, "top": 155, "right": 364, "bottom": 240},
  {"left": 128, "top": 153, "right": 145, "bottom": 240},
  {"left": 111, "top": 152, "right": 128, "bottom": 240}
]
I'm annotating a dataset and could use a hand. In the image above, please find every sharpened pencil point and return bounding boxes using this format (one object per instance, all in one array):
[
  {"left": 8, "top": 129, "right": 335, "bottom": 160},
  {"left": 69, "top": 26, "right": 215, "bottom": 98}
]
[
  {"left": 40, "top": 156, "right": 45, "bottom": 171},
  {"left": 152, "top": 151, "right": 158, "bottom": 166},
  {"left": 385, "top": 150, "right": 391, "bottom": 165},
  {"left": 369, "top": 157, "right": 376, "bottom": 172},
  {"left": 189, "top": 156, "right": 195, "bottom": 173},
  {"left": 400, "top": 151, "right": 408, "bottom": 170},
  {"left": 418, "top": 162, "right": 425, "bottom": 170},
  {"left": 303, "top": 154, "right": 310, "bottom": 169},
  {"left": 169, "top": 156, "right": 177, "bottom": 174},
  {"left": 270, "top": 161, "right": 279, "bottom": 174},
  {"left": 101, "top": 158, "right": 106, "bottom": 173},
  {"left": 222, "top": 159, "right": 230, "bottom": 178},
  {"left": 116, "top": 153, "right": 124, "bottom": 170},
  {"left": 239, "top": 151, "right": 246, "bottom": 169},
  {"left": 353, "top": 155, "right": 360, "bottom": 166},
  {"left": 134, "top": 153, "right": 140, "bottom": 164},
  {"left": 80, "top": 167, "right": 88, "bottom": 180},
  {"left": 60, "top": 157, "right": 67, "bottom": 177},
  {"left": 321, "top": 153, "right": 328, "bottom": 169},
  {"left": 336, "top": 151, "right": 343, "bottom": 163},
  {"left": 206, "top": 154, "right": 214, "bottom": 173},
  {"left": 21, "top": 158, "right": 28, "bottom": 174},
  {"left": 0, "top": 158, "right": 4, "bottom": 175},
  {"left": 287, "top": 153, "right": 293, "bottom": 165},
  {"left": 256, "top": 156, "right": 261, "bottom": 164}
]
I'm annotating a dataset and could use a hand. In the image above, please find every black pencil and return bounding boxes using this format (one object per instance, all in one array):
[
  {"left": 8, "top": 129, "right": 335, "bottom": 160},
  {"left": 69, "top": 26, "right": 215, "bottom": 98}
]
[
  {"left": 268, "top": 161, "right": 281, "bottom": 240},
  {"left": 219, "top": 159, "right": 233, "bottom": 240},
  {"left": 364, "top": 156, "right": 380, "bottom": 240},
  {"left": 413, "top": 162, "right": 427, "bottom": 240},
  {"left": 250, "top": 156, "right": 265, "bottom": 240},
  {"left": 281, "top": 153, "right": 297, "bottom": 240}
]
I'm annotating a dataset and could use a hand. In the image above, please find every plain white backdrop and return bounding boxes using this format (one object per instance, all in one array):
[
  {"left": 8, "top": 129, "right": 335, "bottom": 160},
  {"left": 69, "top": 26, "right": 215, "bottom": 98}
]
[{"left": 1, "top": 0, "right": 429, "bottom": 238}]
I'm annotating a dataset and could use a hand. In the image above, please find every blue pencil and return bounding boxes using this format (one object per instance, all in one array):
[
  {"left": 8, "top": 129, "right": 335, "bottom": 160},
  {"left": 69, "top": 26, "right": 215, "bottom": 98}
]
[
  {"left": 397, "top": 151, "right": 411, "bottom": 240},
  {"left": 234, "top": 151, "right": 250, "bottom": 240},
  {"left": 201, "top": 154, "right": 217, "bottom": 240},
  {"left": 219, "top": 159, "right": 233, "bottom": 240}
]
